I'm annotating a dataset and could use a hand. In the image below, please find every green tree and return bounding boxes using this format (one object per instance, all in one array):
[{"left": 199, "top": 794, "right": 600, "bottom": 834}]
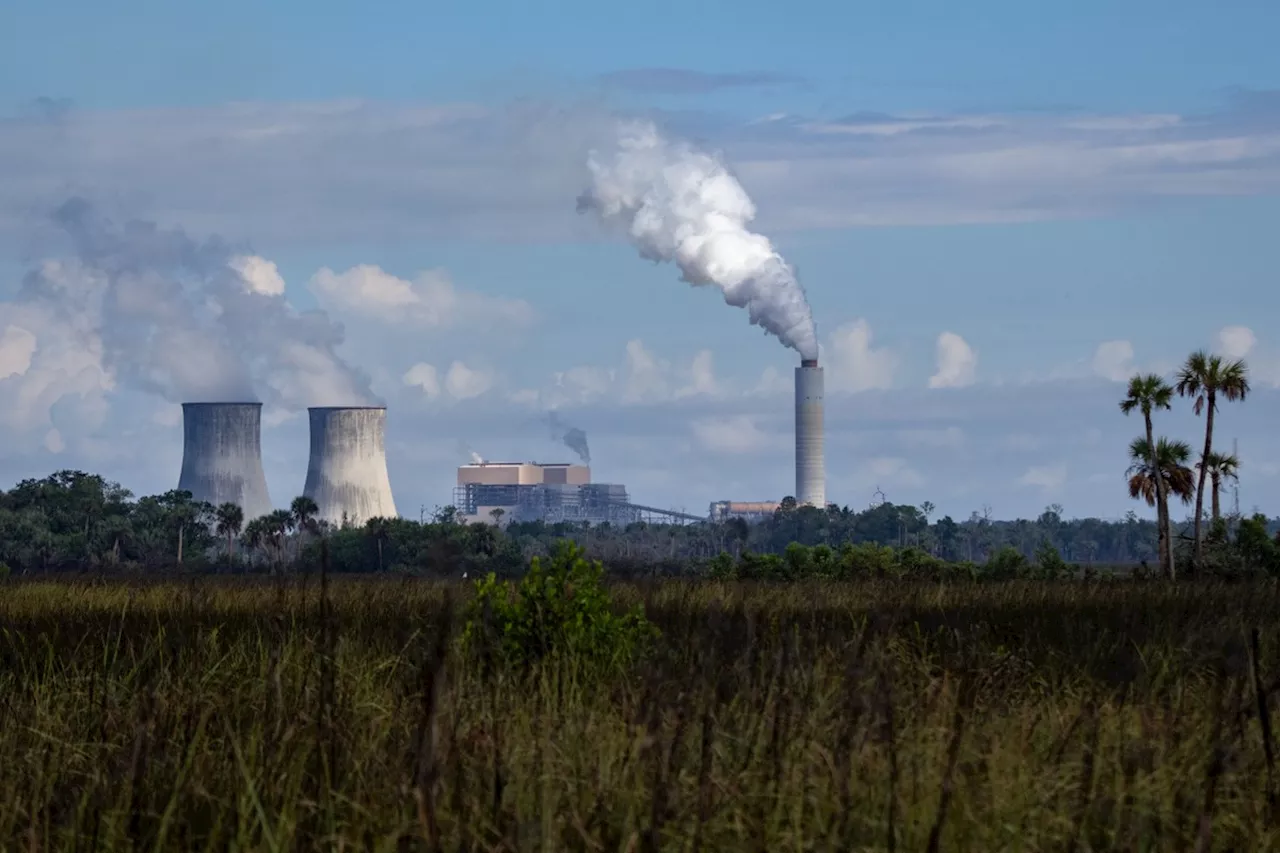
[
  {"left": 1120, "top": 374, "right": 1177, "bottom": 579},
  {"left": 366, "top": 516, "right": 391, "bottom": 572},
  {"left": 290, "top": 496, "right": 319, "bottom": 535},
  {"left": 462, "top": 540, "right": 657, "bottom": 673},
  {"left": 1126, "top": 436, "right": 1195, "bottom": 571},
  {"left": 1198, "top": 451, "right": 1240, "bottom": 522},
  {"left": 1176, "top": 351, "right": 1250, "bottom": 567},
  {"left": 214, "top": 502, "right": 245, "bottom": 561}
]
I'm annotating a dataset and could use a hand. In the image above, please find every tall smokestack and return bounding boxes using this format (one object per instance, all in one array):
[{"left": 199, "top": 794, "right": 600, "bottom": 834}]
[
  {"left": 178, "top": 403, "right": 273, "bottom": 521},
  {"left": 795, "top": 359, "right": 825, "bottom": 508},
  {"left": 302, "top": 406, "right": 397, "bottom": 527}
]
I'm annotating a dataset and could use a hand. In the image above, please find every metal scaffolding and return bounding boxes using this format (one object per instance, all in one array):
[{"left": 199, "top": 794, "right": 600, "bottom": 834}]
[{"left": 452, "top": 482, "right": 703, "bottom": 526}]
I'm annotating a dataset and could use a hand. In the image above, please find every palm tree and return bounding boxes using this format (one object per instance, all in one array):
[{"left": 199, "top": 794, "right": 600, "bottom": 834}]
[
  {"left": 1120, "top": 374, "right": 1176, "bottom": 579},
  {"left": 266, "top": 509, "right": 295, "bottom": 570},
  {"left": 1198, "top": 451, "right": 1240, "bottom": 522},
  {"left": 289, "top": 495, "right": 320, "bottom": 562},
  {"left": 242, "top": 517, "right": 268, "bottom": 566},
  {"left": 1176, "top": 351, "right": 1250, "bottom": 566},
  {"left": 214, "top": 502, "right": 245, "bottom": 561},
  {"left": 291, "top": 496, "right": 319, "bottom": 535},
  {"left": 1127, "top": 436, "right": 1196, "bottom": 569}
]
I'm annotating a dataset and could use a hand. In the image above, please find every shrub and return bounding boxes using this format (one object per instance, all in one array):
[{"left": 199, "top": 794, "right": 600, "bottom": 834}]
[
  {"left": 839, "top": 542, "right": 899, "bottom": 578},
  {"left": 0, "top": 561, "right": 9, "bottom": 581},
  {"left": 983, "top": 546, "right": 1029, "bottom": 580},
  {"left": 707, "top": 552, "right": 737, "bottom": 580},
  {"left": 1033, "top": 540, "right": 1072, "bottom": 579},
  {"left": 461, "top": 540, "right": 657, "bottom": 673}
]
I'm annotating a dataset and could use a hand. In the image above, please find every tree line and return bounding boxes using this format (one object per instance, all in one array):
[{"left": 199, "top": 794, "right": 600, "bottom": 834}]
[{"left": 2, "top": 465, "right": 1277, "bottom": 579}]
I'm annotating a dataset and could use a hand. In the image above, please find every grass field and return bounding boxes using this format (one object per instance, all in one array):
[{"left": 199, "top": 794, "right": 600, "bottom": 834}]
[{"left": 2, "top": 576, "right": 1279, "bottom": 851}]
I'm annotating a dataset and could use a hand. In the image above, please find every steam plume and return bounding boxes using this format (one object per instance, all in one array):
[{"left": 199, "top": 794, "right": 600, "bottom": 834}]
[
  {"left": 577, "top": 122, "right": 819, "bottom": 359},
  {"left": 22, "top": 198, "right": 375, "bottom": 408},
  {"left": 547, "top": 411, "right": 590, "bottom": 464}
]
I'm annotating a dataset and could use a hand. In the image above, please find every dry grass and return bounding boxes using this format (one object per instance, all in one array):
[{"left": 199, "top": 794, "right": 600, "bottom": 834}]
[{"left": 1, "top": 577, "right": 1279, "bottom": 851}]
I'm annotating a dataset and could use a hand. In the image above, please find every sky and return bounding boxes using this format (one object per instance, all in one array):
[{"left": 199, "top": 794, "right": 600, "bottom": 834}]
[{"left": 1, "top": 0, "right": 1279, "bottom": 522}]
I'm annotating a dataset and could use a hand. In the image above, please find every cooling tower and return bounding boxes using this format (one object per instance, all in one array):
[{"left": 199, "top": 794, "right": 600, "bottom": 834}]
[
  {"left": 177, "top": 403, "right": 273, "bottom": 521},
  {"left": 302, "top": 406, "right": 397, "bottom": 527},
  {"left": 795, "top": 359, "right": 826, "bottom": 508}
]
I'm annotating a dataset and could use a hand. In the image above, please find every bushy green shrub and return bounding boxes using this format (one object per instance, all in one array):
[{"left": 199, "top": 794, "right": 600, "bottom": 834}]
[
  {"left": 983, "top": 546, "right": 1029, "bottom": 580},
  {"left": 1033, "top": 540, "right": 1072, "bottom": 579},
  {"left": 461, "top": 540, "right": 658, "bottom": 673}
]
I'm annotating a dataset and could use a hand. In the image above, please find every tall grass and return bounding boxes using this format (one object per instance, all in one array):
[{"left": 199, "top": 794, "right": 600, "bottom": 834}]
[{"left": 1, "top": 577, "right": 1279, "bottom": 850}]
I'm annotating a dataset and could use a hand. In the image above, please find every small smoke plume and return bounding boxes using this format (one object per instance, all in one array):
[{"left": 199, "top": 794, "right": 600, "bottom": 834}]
[
  {"left": 547, "top": 411, "right": 590, "bottom": 464},
  {"left": 455, "top": 439, "right": 486, "bottom": 465},
  {"left": 577, "top": 122, "right": 819, "bottom": 360},
  {"left": 19, "top": 198, "right": 376, "bottom": 408}
]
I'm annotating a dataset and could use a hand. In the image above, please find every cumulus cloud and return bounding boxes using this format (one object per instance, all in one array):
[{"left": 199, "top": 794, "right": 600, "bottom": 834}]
[
  {"left": 1217, "top": 325, "right": 1256, "bottom": 360},
  {"left": 0, "top": 325, "right": 37, "bottom": 380},
  {"left": 825, "top": 319, "right": 896, "bottom": 393},
  {"left": 310, "top": 265, "right": 535, "bottom": 329},
  {"left": 855, "top": 457, "right": 925, "bottom": 491},
  {"left": 228, "top": 255, "right": 286, "bottom": 296},
  {"left": 1018, "top": 463, "right": 1068, "bottom": 492},
  {"left": 444, "top": 361, "right": 495, "bottom": 400},
  {"left": 402, "top": 363, "right": 442, "bottom": 399},
  {"left": 928, "top": 332, "right": 977, "bottom": 389},
  {"left": 402, "top": 360, "right": 495, "bottom": 401},
  {"left": 690, "top": 414, "right": 777, "bottom": 454},
  {"left": 1092, "top": 340, "right": 1136, "bottom": 382}
]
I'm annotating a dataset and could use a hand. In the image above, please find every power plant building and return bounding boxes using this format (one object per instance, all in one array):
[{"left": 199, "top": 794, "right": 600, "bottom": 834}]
[
  {"left": 177, "top": 402, "right": 273, "bottom": 522},
  {"left": 454, "top": 462, "right": 700, "bottom": 526},
  {"left": 303, "top": 406, "right": 398, "bottom": 528},
  {"left": 709, "top": 501, "right": 782, "bottom": 523}
]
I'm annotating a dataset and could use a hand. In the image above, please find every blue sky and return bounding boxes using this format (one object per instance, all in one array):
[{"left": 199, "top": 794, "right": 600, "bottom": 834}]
[{"left": 2, "top": 0, "right": 1279, "bottom": 521}]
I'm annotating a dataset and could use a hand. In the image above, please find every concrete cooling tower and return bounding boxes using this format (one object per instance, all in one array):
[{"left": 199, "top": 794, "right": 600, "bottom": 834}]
[
  {"left": 302, "top": 406, "right": 397, "bottom": 527},
  {"left": 795, "top": 359, "right": 826, "bottom": 508},
  {"left": 177, "top": 403, "right": 273, "bottom": 521}
]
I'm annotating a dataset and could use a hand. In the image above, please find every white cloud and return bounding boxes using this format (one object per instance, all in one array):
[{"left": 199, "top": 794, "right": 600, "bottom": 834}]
[
  {"left": 675, "top": 350, "right": 719, "bottom": 399},
  {"left": 859, "top": 456, "right": 925, "bottom": 489},
  {"left": 402, "top": 362, "right": 442, "bottom": 399},
  {"left": 402, "top": 360, "right": 495, "bottom": 401},
  {"left": 444, "top": 361, "right": 494, "bottom": 400},
  {"left": 43, "top": 428, "right": 65, "bottom": 454},
  {"left": 1091, "top": 340, "right": 1135, "bottom": 382},
  {"left": 0, "top": 325, "right": 37, "bottom": 380},
  {"left": 825, "top": 319, "right": 896, "bottom": 393},
  {"left": 309, "top": 265, "right": 535, "bottom": 330},
  {"left": 1018, "top": 463, "right": 1068, "bottom": 492},
  {"left": 928, "top": 332, "right": 977, "bottom": 389},
  {"left": 621, "top": 339, "right": 671, "bottom": 404},
  {"left": 6, "top": 95, "right": 1278, "bottom": 245},
  {"left": 690, "top": 415, "right": 776, "bottom": 454},
  {"left": 751, "top": 365, "right": 791, "bottom": 397},
  {"left": 228, "top": 255, "right": 286, "bottom": 297},
  {"left": 1217, "top": 325, "right": 1256, "bottom": 360},
  {"left": 0, "top": 273, "right": 115, "bottom": 437}
]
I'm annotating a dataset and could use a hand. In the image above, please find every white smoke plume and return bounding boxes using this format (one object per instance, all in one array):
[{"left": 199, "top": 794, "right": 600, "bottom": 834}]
[
  {"left": 577, "top": 121, "right": 819, "bottom": 360},
  {"left": 16, "top": 197, "right": 376, "bottom": 408}
]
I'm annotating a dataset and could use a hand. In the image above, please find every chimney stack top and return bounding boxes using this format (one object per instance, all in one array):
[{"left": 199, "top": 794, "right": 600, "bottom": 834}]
[{"left": 801, "top": 358, "right": 818, "bottom": 368}]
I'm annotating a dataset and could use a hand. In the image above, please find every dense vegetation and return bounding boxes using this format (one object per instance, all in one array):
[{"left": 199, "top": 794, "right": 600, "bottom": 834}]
[
  {"left": 4, "top": 467, "right": 1279, "bottom": 579},
  {"left": 3, "top": 568, "right": 1280, "bottom": 850}
]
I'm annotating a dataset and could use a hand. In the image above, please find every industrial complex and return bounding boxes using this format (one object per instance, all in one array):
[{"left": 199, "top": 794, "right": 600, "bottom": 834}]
[
  {"left": 453, "top": 461, "right": 701, "bottom": 525},
  {"left": 172, "top": 354, "right": 826, "bottom": 529}
]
